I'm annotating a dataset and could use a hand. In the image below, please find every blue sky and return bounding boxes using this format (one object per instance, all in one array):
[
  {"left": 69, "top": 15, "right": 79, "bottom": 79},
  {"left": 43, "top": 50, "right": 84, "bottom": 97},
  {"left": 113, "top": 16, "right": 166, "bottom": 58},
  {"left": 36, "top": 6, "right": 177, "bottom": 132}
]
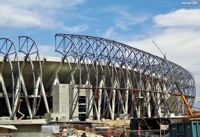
[{"left": 0, "top": 0, "right": 200, "bottom": 101}]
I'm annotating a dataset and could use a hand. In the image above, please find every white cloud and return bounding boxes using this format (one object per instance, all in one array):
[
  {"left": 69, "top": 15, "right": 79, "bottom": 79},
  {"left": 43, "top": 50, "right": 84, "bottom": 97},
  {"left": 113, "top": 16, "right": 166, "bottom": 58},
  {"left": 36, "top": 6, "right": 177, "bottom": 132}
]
[
  {"left": 103, "top": 27, "right": 117, "bottom": 38},
  {"left": 154, "top": 9, "right": 200, "bottom": 27},
  {"left": 103, "top": 7, "right": 148, "bottom": 38},
  {"left": 1, "top": 0, "right": 85, "bottom": 10},
  {"left": 63, "top": 24, "right": 89, "bottom": 33},
  {"left": 124, "top": 8, "right": 200, "bottom": 98},
  {"left": 0, "top": 5, "right": 43, "bottom": 28},
  {"left": 0, "top": 0, "right": 87, "bottom": 32},
  {"left": 113, "top": 9, "right": 148, "bottom": 30}
]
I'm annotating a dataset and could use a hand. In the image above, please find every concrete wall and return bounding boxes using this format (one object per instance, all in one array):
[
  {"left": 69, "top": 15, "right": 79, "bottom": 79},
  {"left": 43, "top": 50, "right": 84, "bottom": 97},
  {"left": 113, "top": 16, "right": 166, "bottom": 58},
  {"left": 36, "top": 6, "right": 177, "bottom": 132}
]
[{"left": 12, "top": 125, "right": 42, "bottom": 137}]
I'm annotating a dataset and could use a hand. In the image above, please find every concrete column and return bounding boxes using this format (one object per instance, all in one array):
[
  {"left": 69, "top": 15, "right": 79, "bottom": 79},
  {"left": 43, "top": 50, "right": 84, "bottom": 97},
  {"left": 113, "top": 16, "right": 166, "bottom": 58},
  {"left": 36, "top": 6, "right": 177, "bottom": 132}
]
[
  {"left": 49, "top": 84, "right": 70, "bottom": 122},
  {"left": 53, "top": 84, "right": 69, "bottom": 114}
]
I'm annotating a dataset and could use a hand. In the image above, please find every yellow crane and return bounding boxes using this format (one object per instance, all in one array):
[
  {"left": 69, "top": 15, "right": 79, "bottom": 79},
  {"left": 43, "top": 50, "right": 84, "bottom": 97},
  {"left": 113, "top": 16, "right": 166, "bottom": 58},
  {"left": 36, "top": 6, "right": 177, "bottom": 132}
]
[{"left": 175, "top": 82, "right": 193, "bottom": 116}]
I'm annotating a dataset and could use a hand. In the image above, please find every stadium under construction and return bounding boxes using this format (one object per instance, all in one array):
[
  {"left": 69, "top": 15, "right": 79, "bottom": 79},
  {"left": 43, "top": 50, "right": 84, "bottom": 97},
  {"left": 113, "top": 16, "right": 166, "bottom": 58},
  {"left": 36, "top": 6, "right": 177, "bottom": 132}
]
[{"left": 0, "top": 34, "right": 196, "bottom": 136}]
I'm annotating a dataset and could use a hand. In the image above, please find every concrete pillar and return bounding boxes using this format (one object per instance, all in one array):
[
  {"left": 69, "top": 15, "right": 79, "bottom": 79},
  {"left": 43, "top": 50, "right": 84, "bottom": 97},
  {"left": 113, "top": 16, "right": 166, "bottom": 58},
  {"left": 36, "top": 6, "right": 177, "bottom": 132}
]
[
  {"left": 52, "top": 84, "right": 69, "bottom": 115},
  {"left": 46, "top": 84, "right": 71, "bottom": 122}
]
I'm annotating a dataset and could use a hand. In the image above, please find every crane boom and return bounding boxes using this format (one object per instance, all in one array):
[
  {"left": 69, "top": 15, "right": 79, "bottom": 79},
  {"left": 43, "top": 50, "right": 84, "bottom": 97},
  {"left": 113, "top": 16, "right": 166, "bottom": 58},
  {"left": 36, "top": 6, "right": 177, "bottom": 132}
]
[
  {"left": 152, "top": 41, "right": 166, "bottom": 59},
  {"left": 175, "top": 82, "right": 193, "bottom": 116}
]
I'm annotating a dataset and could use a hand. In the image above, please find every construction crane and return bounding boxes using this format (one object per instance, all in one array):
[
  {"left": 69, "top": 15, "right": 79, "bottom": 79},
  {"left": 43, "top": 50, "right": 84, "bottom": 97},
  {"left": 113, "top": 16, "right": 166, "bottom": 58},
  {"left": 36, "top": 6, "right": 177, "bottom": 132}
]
[
  {"left": 152, "top": 41, "right": 166, "bottom": 59},
  {"left": 175, "top": 82, "right": 193, "bottom": 116}
]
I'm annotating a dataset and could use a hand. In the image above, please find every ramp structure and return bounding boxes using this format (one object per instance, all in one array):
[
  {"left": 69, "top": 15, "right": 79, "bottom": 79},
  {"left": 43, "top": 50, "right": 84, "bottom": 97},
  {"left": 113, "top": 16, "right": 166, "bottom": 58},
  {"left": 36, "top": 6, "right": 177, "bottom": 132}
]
[{"left": 0, "top": 34, "right": 196, "bottom": 121}]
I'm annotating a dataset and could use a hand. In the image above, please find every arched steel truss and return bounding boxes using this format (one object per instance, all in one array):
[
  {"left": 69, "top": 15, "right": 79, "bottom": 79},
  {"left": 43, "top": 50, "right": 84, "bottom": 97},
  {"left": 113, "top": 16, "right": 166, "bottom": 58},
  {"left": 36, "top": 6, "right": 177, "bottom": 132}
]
[
  {"left": 0, "top": 36, "right": 49, "bottom": 120},
  {"left": 55, "top": 34, "right": 195, "bottom": 120},
  {"left": 18, "top": 36, "right": 49, "bottom": 118},
  {"left": 0, "top": 34, "right": 196, "bottom": 120}
]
